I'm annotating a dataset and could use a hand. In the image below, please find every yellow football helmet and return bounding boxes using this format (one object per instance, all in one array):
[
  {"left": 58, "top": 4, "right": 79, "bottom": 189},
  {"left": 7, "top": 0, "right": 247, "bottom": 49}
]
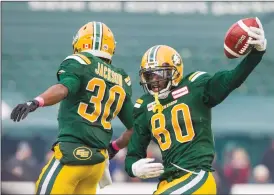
[
  {"left": 72, "top": 21, "right": 116, "bottom": 62},
  {"left": 139, "top": 45, "right": 183, "bottom": 99}
]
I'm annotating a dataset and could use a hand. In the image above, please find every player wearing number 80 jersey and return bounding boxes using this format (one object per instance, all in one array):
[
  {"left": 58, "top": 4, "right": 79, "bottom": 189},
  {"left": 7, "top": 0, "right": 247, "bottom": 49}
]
[
  {"left": 10, "top": 21, "right": 134, "bottom": 194},
  {"left": 125, "top": 36, "right": 266, "bottom": 194}
]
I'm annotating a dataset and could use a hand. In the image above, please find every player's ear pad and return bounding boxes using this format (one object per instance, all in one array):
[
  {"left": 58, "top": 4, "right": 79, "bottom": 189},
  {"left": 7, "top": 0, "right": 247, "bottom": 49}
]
[{"left": 53, "top": 142, "right": 106, "bottom": 165}]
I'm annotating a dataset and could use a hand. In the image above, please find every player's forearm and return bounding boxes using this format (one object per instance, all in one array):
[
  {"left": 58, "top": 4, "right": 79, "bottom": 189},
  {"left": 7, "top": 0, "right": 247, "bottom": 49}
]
[
  {"left": 37, "top": 84, "right": 68, "bottom": 106},
  {"left": 205, "top": 49, "right": 265, "bottom": 107},
  {"left": 113, "top": 128, "right": 133, "bottom": 149},
  {"left": 226, "top": 49, "right": 265, "bottom": 89}
]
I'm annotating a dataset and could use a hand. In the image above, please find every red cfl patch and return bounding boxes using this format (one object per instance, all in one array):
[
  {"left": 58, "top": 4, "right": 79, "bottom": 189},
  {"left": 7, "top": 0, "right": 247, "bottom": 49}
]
[{"left": 172, "top": 86, "right": 189, "bottom": 99}]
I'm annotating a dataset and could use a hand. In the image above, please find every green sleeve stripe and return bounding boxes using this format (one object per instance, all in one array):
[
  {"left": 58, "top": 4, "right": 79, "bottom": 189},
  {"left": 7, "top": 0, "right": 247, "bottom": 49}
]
[
  {"left": 190, "top": 71, "right": 207, "bottom": 82},
  {"left": 189, "top": 71, "right": 200, "bottom": 81}
]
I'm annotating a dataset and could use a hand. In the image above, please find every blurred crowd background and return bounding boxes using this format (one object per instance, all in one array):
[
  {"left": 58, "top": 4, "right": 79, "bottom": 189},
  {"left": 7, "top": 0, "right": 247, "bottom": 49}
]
[{"left": 2, "top": 2, "right": 274, "bottom": 194}]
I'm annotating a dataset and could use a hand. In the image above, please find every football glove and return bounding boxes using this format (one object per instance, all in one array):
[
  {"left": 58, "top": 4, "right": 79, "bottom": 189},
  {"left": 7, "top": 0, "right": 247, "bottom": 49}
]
[
  {"left": 10, "top": 100, "right": 39, "bottom": 122},
  {"left": 132, "top": 158, "right": 164, "bottom": 179},
  {"left": 107, "top": 142, "right": 119, "bottom": 160},
  {"left": 247, "top": 17, "right": 267, "bottom": 51}
]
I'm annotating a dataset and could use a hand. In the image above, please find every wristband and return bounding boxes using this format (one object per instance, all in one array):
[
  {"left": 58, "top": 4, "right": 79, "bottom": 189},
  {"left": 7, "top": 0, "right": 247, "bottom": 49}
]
[
  {"left": 34, "top": 96, "right": 45, "bottom": 107},
  {"left": 112, "top": 140, "right": 121, "bottom": 151}
]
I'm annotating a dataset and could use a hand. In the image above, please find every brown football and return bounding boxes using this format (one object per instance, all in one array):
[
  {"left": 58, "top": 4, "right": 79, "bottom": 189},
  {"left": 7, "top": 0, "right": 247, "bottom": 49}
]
[{"left": 224, "top": 18, "right": 259, "bottom": 59}]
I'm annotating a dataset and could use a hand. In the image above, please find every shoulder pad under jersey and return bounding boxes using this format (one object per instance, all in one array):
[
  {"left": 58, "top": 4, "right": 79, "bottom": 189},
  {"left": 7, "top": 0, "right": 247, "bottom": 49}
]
[
  {"left": 63, "top": 53, "right": 92, "bottom": 65},
  {"left": 188, "top": 71, "right": 209, "bottom": 82},
  {"left": 184, "top": 71, "right": 212, "bottom": 86}
]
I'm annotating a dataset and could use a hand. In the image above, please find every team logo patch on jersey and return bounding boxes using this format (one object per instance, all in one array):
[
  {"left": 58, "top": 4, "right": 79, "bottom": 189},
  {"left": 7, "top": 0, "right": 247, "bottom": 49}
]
[
  {"left": 172, "top": 86, "right": 189, "bottom": 99},
  {"left": 73, "top": 147, "right": 92, "bottom": 160},
  {"left": 147, "top": 101, "right": 156, "bottom": 111},
  {"left": 134, "top": 99, "right": 143, "bottom": 108}
]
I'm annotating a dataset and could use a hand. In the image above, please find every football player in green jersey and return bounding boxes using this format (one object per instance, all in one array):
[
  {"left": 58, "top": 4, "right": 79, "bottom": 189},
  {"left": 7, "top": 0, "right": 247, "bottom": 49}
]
[
  {"left": 125, "top": 18, "right": 267, "bottom": 194},
  {"left": 10, "top": 21, "right": 134, "bottom": 194}
]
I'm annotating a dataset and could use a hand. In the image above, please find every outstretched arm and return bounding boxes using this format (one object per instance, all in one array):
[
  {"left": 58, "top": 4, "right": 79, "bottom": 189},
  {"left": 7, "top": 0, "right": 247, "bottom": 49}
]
[
  {"left": 108, "top": 95, "right": 134, "bottom": 159},
  {"left": 203, "top": 49, "right": 265, "bottom": 107},
  {"left": 203, "top": 19, "right": 267, "bottom": 107},
  {"left": 108, "top": 128, "right": 133, "bottom": 159},
  {"left": 10, "top": 66, "right": 81, "bottom": 122},
  {"left": 36, "top": 84, "right": 69, "bottom": 106},
  {"left": 124, "top": 106, "right": 164, "bottom": 179},
  {"left": 125, "top": 120, "right": 163, "bottom": 179},
  {"left": 112, "top": 128, "right": 134, "bottom": 149}
]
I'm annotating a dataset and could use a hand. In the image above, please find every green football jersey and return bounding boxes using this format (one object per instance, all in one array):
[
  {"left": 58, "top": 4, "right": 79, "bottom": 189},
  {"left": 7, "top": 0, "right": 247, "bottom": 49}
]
[
  {"left": 56, "top": 51, "right": 133, "bottom": 149},
  {"left": 128, "top": 72, "right": 215, "bottom": 180},
  {"left": 125, "top": 49, "right": 265, "bottom": 181}
]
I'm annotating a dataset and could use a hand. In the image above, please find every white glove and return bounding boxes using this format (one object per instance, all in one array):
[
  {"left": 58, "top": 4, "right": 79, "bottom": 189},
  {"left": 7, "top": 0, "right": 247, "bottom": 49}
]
[
  {"left": 132, "top": 158, "right": 164, "bottom": 179},
  {"left": 247, "top": 17, "right": 267, "bottom": 51}
]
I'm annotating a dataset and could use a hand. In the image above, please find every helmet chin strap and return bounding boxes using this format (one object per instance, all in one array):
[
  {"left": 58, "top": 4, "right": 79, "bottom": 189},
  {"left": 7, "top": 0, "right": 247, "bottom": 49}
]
[{"left": 153, "top": 93, "right": 164, "bottom": 114}]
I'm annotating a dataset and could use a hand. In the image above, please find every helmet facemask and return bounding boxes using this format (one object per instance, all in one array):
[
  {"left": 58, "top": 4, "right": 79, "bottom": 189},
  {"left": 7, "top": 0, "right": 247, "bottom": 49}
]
[{"left": 139, "top": 62, "right": 180, "bottom": 99}]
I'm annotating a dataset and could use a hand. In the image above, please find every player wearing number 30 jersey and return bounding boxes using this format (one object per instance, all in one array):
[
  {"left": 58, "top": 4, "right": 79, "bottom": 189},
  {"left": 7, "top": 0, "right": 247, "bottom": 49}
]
[
  {"left": 10, "top": 22, "right": 134, "bottom": 194},
  {"left": 125, "top": 21, "right": 267, "bottom": 194}
]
